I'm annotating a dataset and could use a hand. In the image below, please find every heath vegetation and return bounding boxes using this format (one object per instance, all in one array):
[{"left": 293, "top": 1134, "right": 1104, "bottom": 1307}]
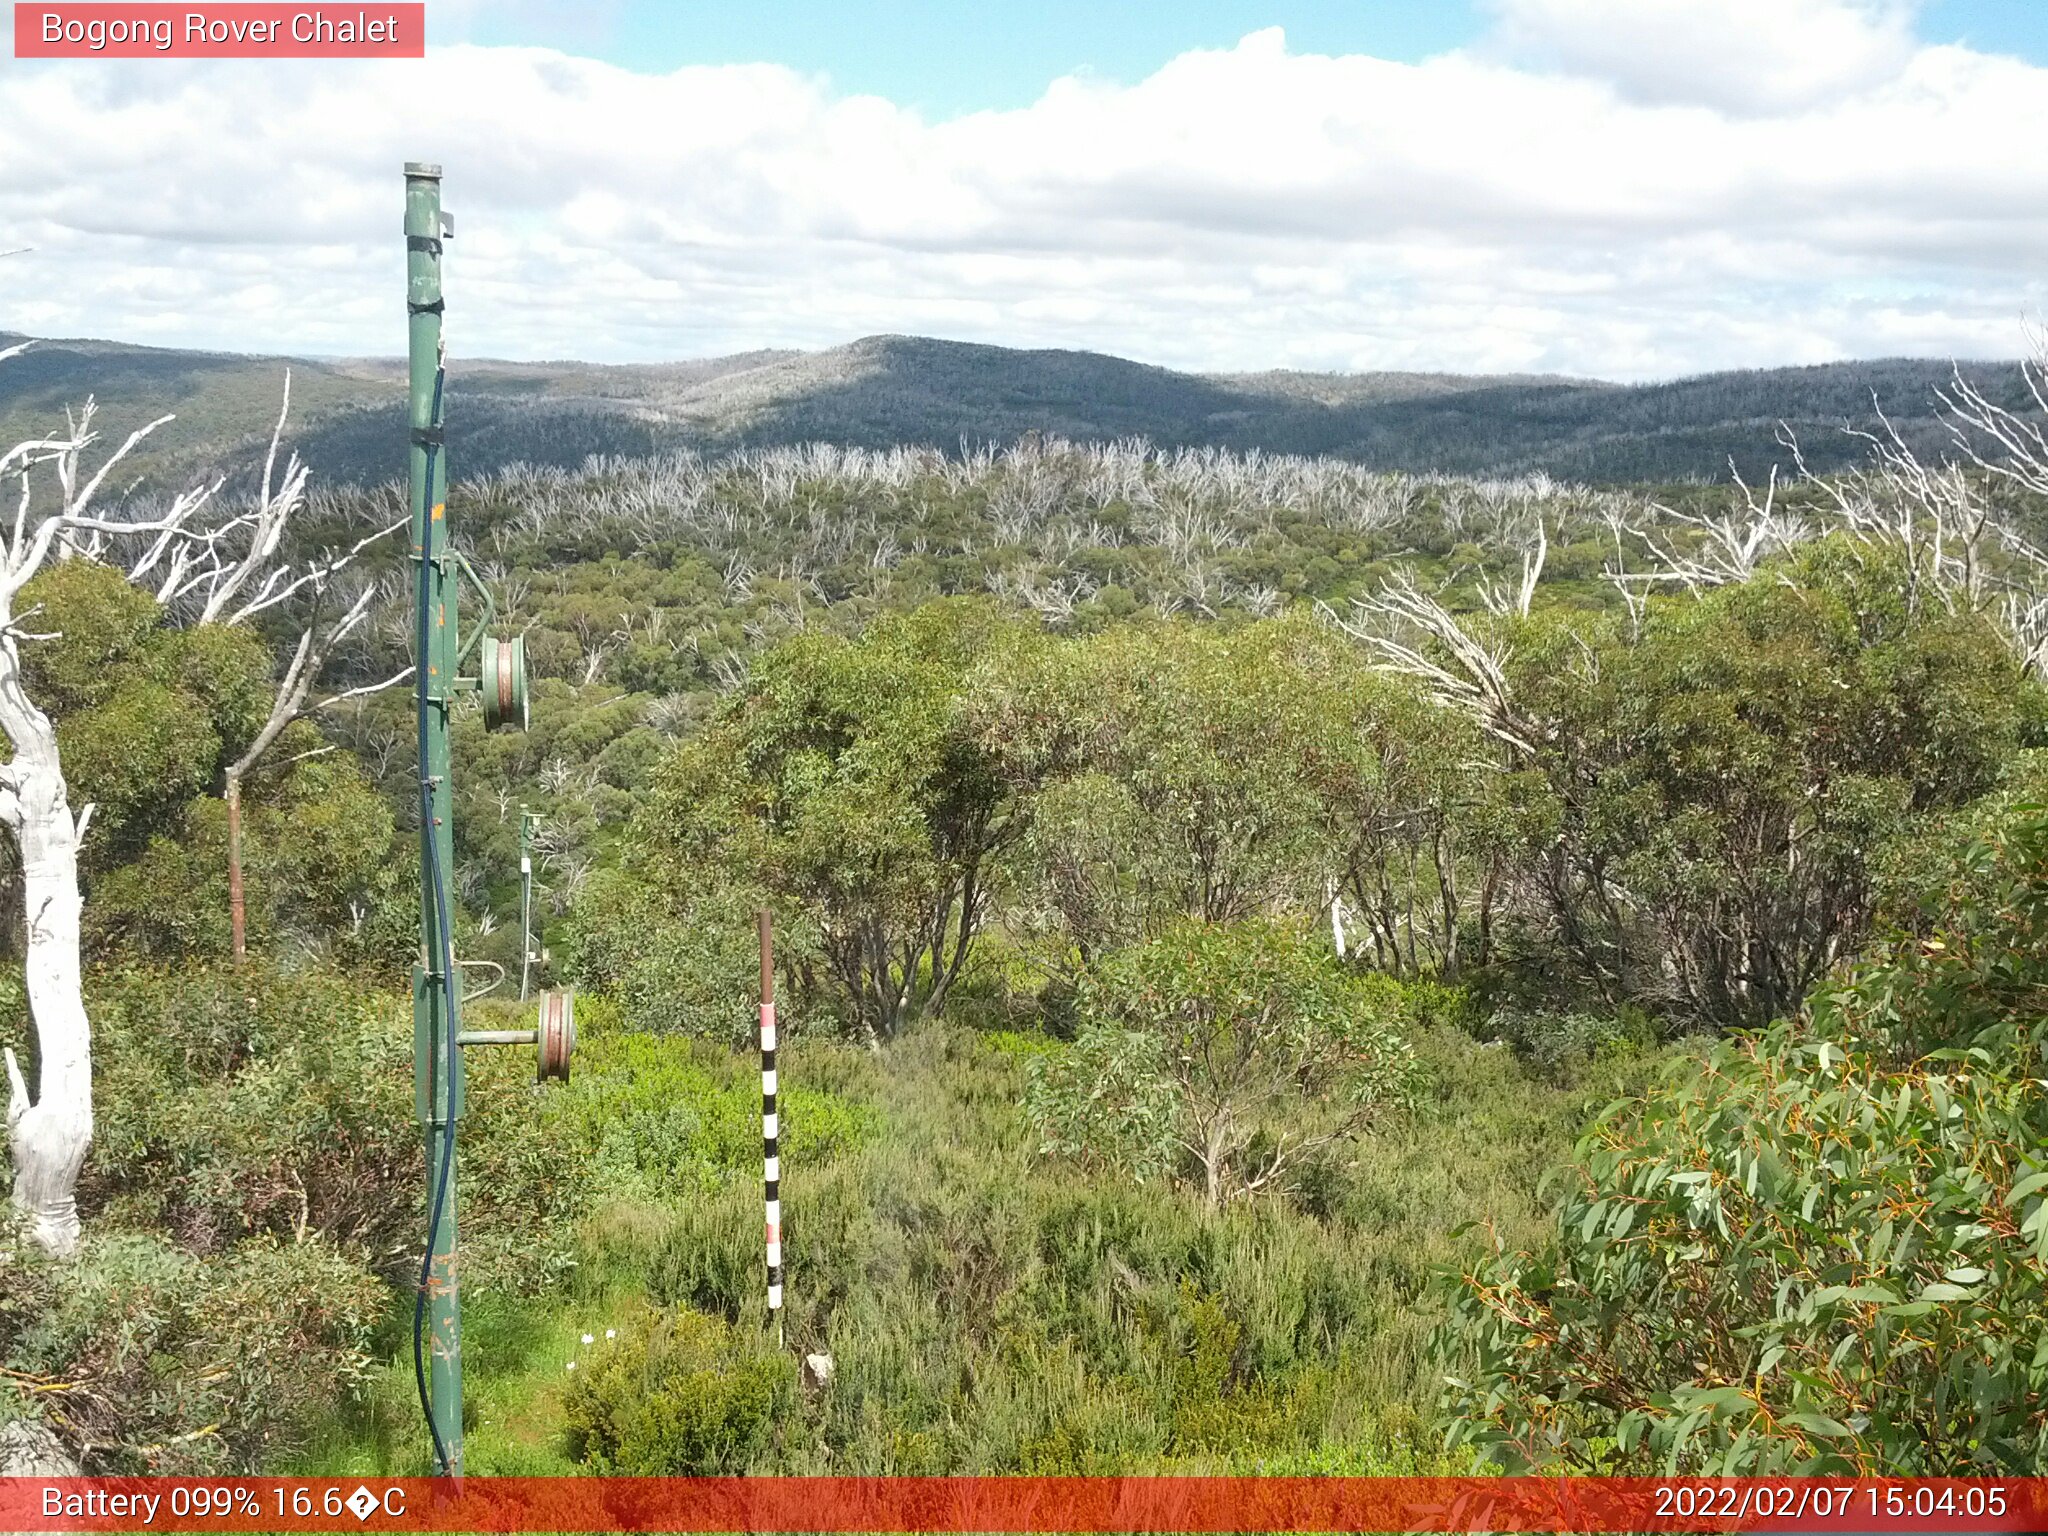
[{"left": 4, "top": 339, "right": 2048, "bottom": 1475}]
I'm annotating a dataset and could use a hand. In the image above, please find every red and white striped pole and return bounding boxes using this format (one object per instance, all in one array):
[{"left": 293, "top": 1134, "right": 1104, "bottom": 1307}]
[{"left": 757, "top": 909, "right": 784, "bottom": 1350}]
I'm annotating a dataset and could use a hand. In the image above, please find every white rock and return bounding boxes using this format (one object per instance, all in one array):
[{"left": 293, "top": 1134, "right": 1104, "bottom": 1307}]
[{"left": 0, "top": 1420, "right": 77, "bottom": 1476}]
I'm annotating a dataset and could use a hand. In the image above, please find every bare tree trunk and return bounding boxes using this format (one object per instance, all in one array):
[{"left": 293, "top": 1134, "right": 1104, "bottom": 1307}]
[
  {"left": 218, "top": 605, "right": 409, "bottom": 963},
  {"left": 1198, "top": 1116, "right": 1229, "bottom": 1214},
  {"left": 0, "top": 653, "right": 91, "bottom": 1257}
]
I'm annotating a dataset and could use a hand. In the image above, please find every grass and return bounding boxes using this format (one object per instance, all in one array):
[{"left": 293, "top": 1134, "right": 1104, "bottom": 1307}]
[{"left": 290, "top": 1004, "right": 1668, "bottom": 1477}]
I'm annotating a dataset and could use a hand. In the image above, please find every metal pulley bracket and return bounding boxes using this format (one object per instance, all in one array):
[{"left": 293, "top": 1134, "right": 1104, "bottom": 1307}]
[
  {"left": 454, "top": 986, "right": 574, "bottom": 1083},
  {"left": 444, "top": 548, "right": 528, "bottom": 732},
  {"left": 451, "top": 549, "right": 495, "bottom": 670}
]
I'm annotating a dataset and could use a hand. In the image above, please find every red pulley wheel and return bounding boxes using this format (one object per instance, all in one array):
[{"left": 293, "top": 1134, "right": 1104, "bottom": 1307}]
[
  {"left": 479, "top": 633, "right": 529, "bottom": 733},
  {"left": 537, "top": 988, "right": 575, "bottom": 1082}
]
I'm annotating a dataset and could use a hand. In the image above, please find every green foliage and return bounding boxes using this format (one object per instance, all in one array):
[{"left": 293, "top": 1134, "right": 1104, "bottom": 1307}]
[
  {"left": 1441, "top": 809, "right": 2048, "bottom": 1473},
  {"left": 563, "top": 1021, "right": 1597, "bottom": 1475},
  {"left": 1477, "top": 1005, "right": 1661, "bottom": 1079},
  {"left": 1509, "top": 544, "right": 2030, "bottom": 1024},
  {"left": 80, "top": 961, "right": 416, "bottom": 1253},
  {"left": 0, "top": 561, "right": 407, "bottom": 968},
  {"left": 86, "top": 729, "right": 406, "bottom": 965},
  {"left": 17, "top": 565, "right": 238, "bottom": 861},
  {"left": 563, "top": 1305, "right": 793, "bottom": 1473},
  {"left": 18, "top": 561, "right": 166, "bottom": 710},
  {"left": 1027, "top": 920, "right": 1421, "bottom": 1210},
  {"left": 978, "top": 617, "right": 1432, "bottom": 964},
  {"left": 562, "top": 872, "right": 768, "bottom": 1043},
  {"left": 442, "top": 674, "right": 663, "bottom": 987},
  {"left": 0, "top": 1222, "right": 382, "bottom": 1473},
  {"left": 555, "top": 1027, "right": 876, "bottom": 1202},
  {"left": 635, "top": 600, "right": 1027, "bottom": 1038},
  {"left": 1022, "top": 1022, "right": 1180, "bottom": 1184},
  {"left": 69, "top": 961, "right": 585, "bottom": 1291}
]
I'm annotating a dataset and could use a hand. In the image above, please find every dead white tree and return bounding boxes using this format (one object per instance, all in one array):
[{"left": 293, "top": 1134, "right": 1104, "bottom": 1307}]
[
  {"left": 1941, "top": 337, "right": 2048, "bottom": 500},
  {"left": 1628, "top": 462, "right": 1809, "bottom": 595},
  {"left": 209, "top": 383, "right": 410, "bottom": 960},
  {"left": 1688, "top": 344, "right": 2048, "bottom": 672},
  {"left": 0, "top": 352, "right": 372, "bottom": 1251},
  {"left": 1474, "top": 519, "right": 1548, "bottom": 619},
  {"left": 1, "top": 357, "right": 198, "bottom": 1253},
  {"left": 1605, "top": 335, "right": 2048, "bottom": 674},
  {"left": 1327, "top": 571, "right": 1537, "bottom": 757}
]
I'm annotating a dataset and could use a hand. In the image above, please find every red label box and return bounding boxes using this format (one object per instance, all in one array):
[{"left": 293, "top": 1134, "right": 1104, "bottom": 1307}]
[
  {"left": 13, "top": 3, "right": 425, "bottom": 57},
  {"left": 3, "top": 1477, "right": 2047, "bottom": 1533}
]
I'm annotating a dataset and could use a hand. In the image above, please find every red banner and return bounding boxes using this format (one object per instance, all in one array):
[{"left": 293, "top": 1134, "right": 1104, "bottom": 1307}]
[
  {"left": 2, "top": 1477, "right": 2045, "bottom": 1532},
  {"left": 13, "top": 4, "right": 425, "bottom": 57}
]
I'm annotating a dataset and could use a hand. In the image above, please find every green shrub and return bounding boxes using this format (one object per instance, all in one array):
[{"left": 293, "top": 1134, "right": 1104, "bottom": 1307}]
[
  {"left": 1507, "top": 547, "right": 2031, "bottom": 1027},
  {"left": 81, "top": 961, "right": 415, "bottom": 1254},
  {"left": 455, "top": 1004, "right": 603, "bottom": 1293},
  {"left": 563, "top": 1305, "right": 793, "bottom": 1473},
  {"left": 1158, "top": 1280, "right": 1300, "bottom": 1454},
  {"left": 553, "top": 1029, "right": 875, "bottom": 1202},
  {"left": 1478, "top": 1005, "right": 1659, "bottom": 1078},
  {"left": 1021, "top": 1022, "right": 1180, "bottom": 1184},
  {"left": 70, "top": 960, "right": 588, "bottom": 1291},
  {"left": 1391, "top": 977, "right": 1475, "bottom": 1033},
  {"left": 1441, "top": 809, "right": 2048, "bottom": 1473},
  {"left": 563, "top": 873, "right": 774, "bottom": 1044},
  {"left": 1025, "top": 920, "right": 1422, "bottom": 1209},
  {"left": 0, "top": 1223, "right": 381, "bottom": 1473}
]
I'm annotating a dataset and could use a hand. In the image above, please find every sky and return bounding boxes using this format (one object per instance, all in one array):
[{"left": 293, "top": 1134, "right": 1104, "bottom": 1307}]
[{"left": 3, "top": 0, "right": 2047, "bottom": 380}]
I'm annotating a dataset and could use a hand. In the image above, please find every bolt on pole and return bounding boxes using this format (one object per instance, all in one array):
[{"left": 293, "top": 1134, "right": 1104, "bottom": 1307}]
[{"left": 406, "top": 159, "right": 465, "bottom": 1477}]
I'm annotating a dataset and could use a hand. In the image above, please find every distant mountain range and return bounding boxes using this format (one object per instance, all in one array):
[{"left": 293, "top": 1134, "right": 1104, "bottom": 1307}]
[{"left": 0, "top": 330, "right": 2024, "bottom": 490}]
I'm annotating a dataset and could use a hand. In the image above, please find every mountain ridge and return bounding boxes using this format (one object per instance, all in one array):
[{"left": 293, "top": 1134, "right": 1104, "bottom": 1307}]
[{"left": 0, "top": 329, "right": 2022, "bottom": 489}]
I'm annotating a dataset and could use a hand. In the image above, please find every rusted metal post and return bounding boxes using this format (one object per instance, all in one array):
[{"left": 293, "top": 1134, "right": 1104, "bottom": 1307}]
[{"left": 759, "top": 909, "right": 783, "bottom": 1349}]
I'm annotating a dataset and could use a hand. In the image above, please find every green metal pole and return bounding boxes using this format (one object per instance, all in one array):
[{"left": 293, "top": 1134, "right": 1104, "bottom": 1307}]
[
  {"left": 519, "top": 807, "right": 535, "bottom": 1002},
  {"left": 405, "top": 160, "right": 464, "bottom": 1476}
]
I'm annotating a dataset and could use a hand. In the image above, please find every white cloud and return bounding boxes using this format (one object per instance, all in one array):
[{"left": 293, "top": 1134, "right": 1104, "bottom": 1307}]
[
  {"left": 0, "top": 16, "right": 2043, "bottom": 383},
  {"left": 1484, "top": 0, "right": 1921, "bottom": 114}
]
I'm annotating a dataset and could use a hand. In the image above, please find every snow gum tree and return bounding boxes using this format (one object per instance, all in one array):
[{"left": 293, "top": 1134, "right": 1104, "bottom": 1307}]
[{"left": 1, "top": 348, "right": 373, "bottom": 1253}]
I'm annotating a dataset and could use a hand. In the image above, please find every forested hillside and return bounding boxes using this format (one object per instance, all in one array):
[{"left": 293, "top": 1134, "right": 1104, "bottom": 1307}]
[
  {"left": 0, "top": 330, "right": 2028, "bottom": 490},
  {"left": 4, "top": 347, "right": 2048, "bottom": 1479}
]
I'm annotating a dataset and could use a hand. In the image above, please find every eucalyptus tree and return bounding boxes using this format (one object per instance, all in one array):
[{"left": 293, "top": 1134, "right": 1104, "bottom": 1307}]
[
  {"left": 975, "top": 616, "right": 1379, "bottom": 965},
  {"left": 1446, "top": 809, "right": 2048, "bottom": 1472},
  {"left": 0, "top": 352, "right": 371, "bottom": 1252},
  {"left": 637, "top": 598, "right": 1028, "bottom": 1041},
  {"left": 1024, "top": 919, "right": 1419, "bottom": 1211}
]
